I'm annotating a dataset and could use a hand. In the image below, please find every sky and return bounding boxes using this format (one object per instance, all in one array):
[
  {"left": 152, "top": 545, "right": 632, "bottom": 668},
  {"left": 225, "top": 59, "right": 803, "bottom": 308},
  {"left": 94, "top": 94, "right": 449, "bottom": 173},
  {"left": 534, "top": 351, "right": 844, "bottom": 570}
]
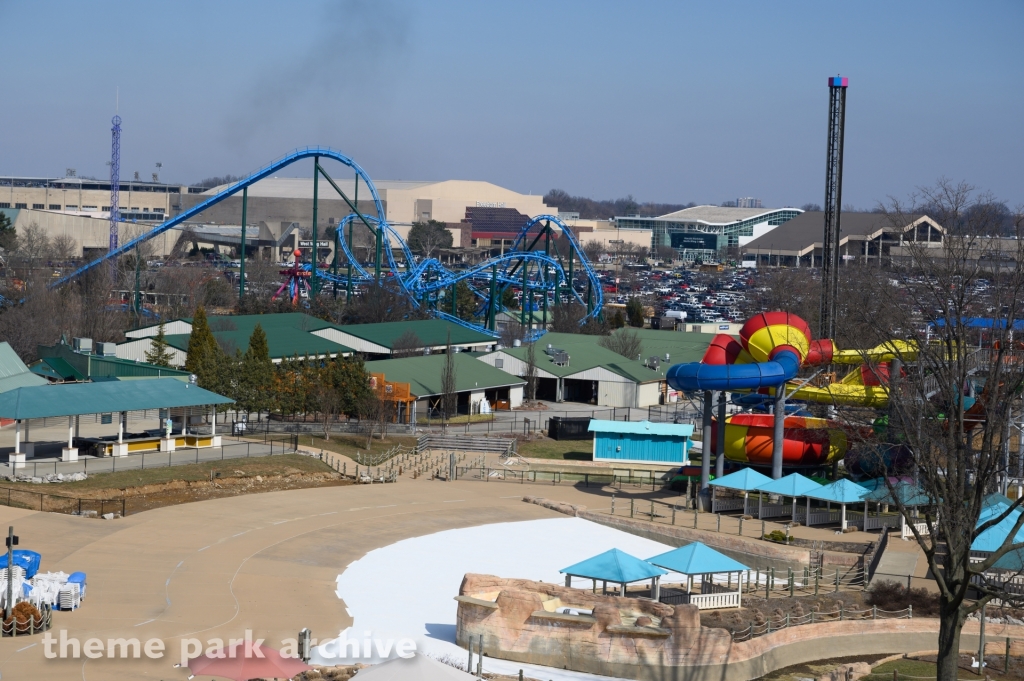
[{"left": 0, "top": 0, "right": 1020, "bottom": 210}]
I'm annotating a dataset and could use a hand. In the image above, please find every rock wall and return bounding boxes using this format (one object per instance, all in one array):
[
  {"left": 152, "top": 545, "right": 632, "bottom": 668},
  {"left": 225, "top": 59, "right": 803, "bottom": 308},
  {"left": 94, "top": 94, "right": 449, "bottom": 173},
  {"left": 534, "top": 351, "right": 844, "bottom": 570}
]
[
  {"left": 456, "top": 573, "right": 732, "bottom": 679},
  {"left": 456, "top": 573, "right": 1024, "bottom": 681}
]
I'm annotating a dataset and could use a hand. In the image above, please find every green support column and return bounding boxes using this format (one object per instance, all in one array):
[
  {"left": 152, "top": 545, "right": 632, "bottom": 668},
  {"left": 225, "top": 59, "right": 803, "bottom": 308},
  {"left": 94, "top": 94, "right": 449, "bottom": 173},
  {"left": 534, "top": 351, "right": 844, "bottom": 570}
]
[
  {"left": 347, "top": 174, "right": 357, "bottom": 302},
  {"left": 542, "top": 223, "right": 550, "bottom": 327},
  {"left": 488, "top": 263, "right": 497, "bottom": 331},
  {"left": 451, "top": 283, "right": 458, "bottom": 317},
  {"left": 311, "top": 157, "right": 320, "bottom": 298},
  {"left": 239, "top": 186, "right": 247, "bottom": 302},
  {"left": 568, "top": 242, "right": 574, "bottom": 303},
  {"left": 521, "top": 261, "right": 528, "bottom": 331},
  {"left": 133, "top": 243, "right": 141, "bottom": 327},
  {"left": 374, "top": 228, "right": 382, "bottom": 283},
  {"left": 587, "top": 280, "right": 593, "bottom": 314}
]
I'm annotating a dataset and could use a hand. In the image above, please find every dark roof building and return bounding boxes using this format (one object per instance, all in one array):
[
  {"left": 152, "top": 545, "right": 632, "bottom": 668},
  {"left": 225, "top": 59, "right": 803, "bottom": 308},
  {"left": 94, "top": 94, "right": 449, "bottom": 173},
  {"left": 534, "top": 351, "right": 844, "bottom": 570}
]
[{"left": 741, "top": 211, "right": 945, "bottom": 267}]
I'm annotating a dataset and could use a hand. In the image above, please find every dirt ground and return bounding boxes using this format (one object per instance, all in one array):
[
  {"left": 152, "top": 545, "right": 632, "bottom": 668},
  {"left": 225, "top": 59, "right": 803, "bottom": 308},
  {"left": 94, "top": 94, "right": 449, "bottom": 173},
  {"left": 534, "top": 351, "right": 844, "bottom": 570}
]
[
  {"left": 700, "top": 590, "right": 872, "bottom": 632},
  {"left": 3, "top": 454, "right": 354, "bottom": 514}
]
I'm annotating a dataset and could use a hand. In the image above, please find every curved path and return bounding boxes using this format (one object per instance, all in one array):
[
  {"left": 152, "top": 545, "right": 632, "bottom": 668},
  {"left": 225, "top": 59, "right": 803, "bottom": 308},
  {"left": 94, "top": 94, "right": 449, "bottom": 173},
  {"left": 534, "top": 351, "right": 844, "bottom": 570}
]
[{"left": 0, "top": 477, "right": 572, "bottom": 680}]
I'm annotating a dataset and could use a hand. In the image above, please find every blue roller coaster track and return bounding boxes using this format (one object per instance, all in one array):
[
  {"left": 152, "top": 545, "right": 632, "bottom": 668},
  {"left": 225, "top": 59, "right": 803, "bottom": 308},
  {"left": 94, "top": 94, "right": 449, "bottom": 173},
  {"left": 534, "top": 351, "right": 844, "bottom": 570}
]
[{"left": 51, "top": 147, "right": 603, "bottom": 338}]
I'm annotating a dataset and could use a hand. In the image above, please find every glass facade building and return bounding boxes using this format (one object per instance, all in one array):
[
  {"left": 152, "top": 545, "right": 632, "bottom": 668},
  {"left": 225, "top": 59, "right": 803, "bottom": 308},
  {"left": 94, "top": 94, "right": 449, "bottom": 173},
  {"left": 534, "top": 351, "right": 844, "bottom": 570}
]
[{"left": 616, "top": 207, "right": 802, "bottom": 262}]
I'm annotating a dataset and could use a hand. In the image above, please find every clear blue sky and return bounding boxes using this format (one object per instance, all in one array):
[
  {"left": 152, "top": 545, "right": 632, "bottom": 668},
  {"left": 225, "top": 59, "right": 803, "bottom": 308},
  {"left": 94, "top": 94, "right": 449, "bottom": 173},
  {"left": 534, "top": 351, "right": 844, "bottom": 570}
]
[{"left": 1, "top": 0, "right": 1020, "bottom": 209}]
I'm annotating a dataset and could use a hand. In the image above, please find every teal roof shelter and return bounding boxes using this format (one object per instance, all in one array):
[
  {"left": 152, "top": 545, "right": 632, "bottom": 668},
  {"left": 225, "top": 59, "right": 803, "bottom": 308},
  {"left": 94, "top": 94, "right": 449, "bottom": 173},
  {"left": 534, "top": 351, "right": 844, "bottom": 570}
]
[
  {"left": 803, "top": 478, "right": 870, "bottom": 530},
  {"left": 708, "top": 467, "right": 772, "bottom": 515},
  {"left": 647, "top": 542, "right": 749, "bottom": 575},
  {"left": 0, "top": 378, "right": 232, "bottom": 419},
  {"left": 647, "top": 543, "right": 749, "bottom": 609},
  {"left": 752, "top": 473, "right": 822, "bottom": 522},
  {"left": 560, "top": 548, "right": 667, "bottom": 598},
  {"left": 0, "top": 378, "right": 233, "bottom": 466}
]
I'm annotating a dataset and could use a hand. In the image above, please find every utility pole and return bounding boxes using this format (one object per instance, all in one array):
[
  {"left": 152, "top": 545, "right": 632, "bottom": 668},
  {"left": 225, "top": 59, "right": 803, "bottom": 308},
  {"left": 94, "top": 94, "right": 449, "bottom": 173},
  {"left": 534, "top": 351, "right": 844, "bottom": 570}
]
[
  {"left": 819, "top": 76, "right": 848, "bottom": 340},
  {"left": 5, "top": 526, "right": 18, "bottom": 621}
]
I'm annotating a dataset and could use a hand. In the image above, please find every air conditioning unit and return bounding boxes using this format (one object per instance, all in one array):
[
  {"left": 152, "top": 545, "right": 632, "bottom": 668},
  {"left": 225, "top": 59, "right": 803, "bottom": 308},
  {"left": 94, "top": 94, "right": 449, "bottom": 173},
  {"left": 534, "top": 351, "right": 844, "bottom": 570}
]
[
  {"left": 72, "top": 338, "right": 92, "bottom": 354},
  {"left": 96, "top": 342, "right": 117, "bottom": 357}
]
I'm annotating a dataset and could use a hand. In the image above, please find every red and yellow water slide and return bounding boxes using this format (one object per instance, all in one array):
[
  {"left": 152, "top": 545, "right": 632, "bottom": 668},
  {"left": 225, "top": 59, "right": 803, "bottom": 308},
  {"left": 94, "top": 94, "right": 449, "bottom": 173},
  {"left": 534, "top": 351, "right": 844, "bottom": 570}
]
[{"left": 666, "top": 312, "right": 915, "bottom": 467}]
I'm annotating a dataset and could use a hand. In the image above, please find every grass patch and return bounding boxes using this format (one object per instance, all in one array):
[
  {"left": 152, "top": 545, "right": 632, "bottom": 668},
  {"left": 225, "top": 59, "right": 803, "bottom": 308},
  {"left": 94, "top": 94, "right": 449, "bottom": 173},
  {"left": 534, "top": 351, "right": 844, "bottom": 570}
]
[
  {"left": 1, "top": 454, "right": 333, "bottom": 493},
  {"left": 294, "top": 434, "right": 420, "bottom": 460},
  {"left": 517, "top": 439, "right": 593, "bottom": 460},
  {"left": 416, "top": 414, "right": 497, "bottom": 425}
]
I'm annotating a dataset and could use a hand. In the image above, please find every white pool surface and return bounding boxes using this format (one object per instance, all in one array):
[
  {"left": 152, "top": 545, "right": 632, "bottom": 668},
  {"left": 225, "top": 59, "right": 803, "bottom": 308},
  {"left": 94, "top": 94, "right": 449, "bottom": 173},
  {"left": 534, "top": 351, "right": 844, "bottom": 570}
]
[{"left": 311, "top": 517, "right": 679, "bottom": 680}]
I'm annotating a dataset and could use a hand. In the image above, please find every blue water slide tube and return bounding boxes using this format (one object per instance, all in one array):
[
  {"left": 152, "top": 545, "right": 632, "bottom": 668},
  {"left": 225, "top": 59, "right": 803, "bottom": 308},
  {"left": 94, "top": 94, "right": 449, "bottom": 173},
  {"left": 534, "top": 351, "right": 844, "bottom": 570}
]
[{"left": 665, "top": 349, "right": 801, "bottom": 393}]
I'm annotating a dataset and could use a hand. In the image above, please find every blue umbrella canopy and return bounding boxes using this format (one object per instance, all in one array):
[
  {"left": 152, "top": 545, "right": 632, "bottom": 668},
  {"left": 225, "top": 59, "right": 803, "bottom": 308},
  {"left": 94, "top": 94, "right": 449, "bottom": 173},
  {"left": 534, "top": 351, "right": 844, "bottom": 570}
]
[
  {"left": 560, "top": 548, "right": 667, "bottom": 584},
  {"left": 647, "top": 542, "right": 749, "bottom": 576}
]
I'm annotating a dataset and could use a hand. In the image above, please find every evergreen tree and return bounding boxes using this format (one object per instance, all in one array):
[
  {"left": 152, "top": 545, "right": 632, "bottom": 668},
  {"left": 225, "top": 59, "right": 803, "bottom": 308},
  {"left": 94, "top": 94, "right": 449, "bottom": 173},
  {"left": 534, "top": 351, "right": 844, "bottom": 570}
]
[
  {"left": 239, "top": 323, "right": 274, "bottom": 417},
  {"left": 144, "top": 322, "right": 175, "bottom": 367},
  {"left": 184, "top": 307, "right": 227, "bottom": 392},
  {"left": 626, "top": 297, "right": 645, "bottom": 328},
  {"left": 0, "top": 212, "right": 16, "bottom": 251},
  {"left": 331, "top": 355, "right": 371, "bottom": 418}
]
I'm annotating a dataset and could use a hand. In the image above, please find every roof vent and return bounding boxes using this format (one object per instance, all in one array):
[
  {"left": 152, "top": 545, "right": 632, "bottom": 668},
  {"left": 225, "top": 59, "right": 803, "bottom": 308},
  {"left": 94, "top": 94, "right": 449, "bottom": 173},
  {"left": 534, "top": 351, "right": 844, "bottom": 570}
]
[
  {"left": 513, "top": 339, "right": 522, "bottom": 347},
  {"left": 72, "top": 338, "right": 92, "bottom": 354}
]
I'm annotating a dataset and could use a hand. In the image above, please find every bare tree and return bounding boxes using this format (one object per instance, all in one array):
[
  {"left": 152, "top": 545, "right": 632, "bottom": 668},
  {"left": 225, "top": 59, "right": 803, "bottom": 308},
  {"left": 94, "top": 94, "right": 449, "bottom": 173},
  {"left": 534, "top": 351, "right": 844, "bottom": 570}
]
[
  {"left": 360, "top": 385, "right": 396, "bottom": 449},
  {"left": 499, "top": 321, "right": 524, "bottom": 348},
  {"left": 524, "top": 340, "right": 538, "bottom": 404},
  {"left": 50, "top": 234, "right": 78, "bottom": 262},
  {"left": 582, "top": 240, "right": 605, "bottom": 264},
  {"left": 392, "top": 330, "right": 423, "bottom": 358},
  {"left": 841, "top": 180, "right": 1024, "bottom": 681},
  {"left": 440, "top": 332, "right": 457, "bottom": 431},
  {"left": 314, "top": 384, "right": 341, "bottom": 441},
  {"left": 598, "top": 328, "right": 642, "bottom": 359}
]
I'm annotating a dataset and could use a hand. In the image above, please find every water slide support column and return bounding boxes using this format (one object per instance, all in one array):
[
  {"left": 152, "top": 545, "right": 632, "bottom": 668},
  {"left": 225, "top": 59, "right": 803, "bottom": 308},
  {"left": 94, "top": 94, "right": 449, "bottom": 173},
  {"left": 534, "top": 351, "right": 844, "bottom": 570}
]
[
  {"left": 772, "top": 386, "right": 785, "bottom": 479},
  {"left": 716, "top": 390, "right": 727, "bottom": 479},
  {"left": 701, "top": 390, "right": 713, "bottom": 501}
]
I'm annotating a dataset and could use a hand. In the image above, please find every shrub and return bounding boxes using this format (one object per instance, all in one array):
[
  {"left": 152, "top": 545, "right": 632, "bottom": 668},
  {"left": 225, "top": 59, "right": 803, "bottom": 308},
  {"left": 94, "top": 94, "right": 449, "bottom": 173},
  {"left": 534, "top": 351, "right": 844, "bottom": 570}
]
[
  {"left": 3, "top": 602, "right": 43, "bottom": 634},
  {"left": 866, "top": 580, "right": 940, "bottom": 616},
  {"left": 763, "top": 529, "right": 789, "bottom": 543}
]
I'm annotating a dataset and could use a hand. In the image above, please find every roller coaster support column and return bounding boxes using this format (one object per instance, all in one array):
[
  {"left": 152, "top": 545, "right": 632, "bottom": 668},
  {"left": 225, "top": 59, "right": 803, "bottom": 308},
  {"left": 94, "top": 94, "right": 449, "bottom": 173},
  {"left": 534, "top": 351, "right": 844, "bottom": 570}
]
[
  {"left": 239, "top": 187, "right": 247, "bottom": 302},
  {"left": 487, "top": 264, "right": 497, "bottom": 332},
  {"left": 521, "top": 263, "right": 528, "bottom": 331},
  {"left": 701, "top": 390, "right": 713, "bottom": 492},
  {"left": 451, "top": 283, "right": 457, "bottom": 317},
  {"left": 311, "top": 156, "right": 320, "bottom": 298},
  {"left": 133, "top": 243, "right": 141, "bottom": 327},
  {"left": 543, "top": 223, "right": 550, "bottom": 328},
  {"left": 348, "top": 174, "right": 357, "bottom": 302},
  {"left": 568, "top": 241, "right": 574, "bottom": 304},
  {"left": 772, "top": 387, "right": 785, "bottom": 479},
  {"left": 587, "top": 280, "right": 593, "bottom": 315},
  {"left": 716, "top": 390, "right": 727, "bottom": 479}
]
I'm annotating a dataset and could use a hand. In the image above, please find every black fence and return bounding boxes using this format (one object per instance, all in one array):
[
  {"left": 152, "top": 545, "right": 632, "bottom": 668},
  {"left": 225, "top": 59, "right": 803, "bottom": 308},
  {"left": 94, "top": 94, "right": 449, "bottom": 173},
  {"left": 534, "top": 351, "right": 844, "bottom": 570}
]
[
  {"left": 548, "top": 417, "right": 594, "bottom": 441},
  {"left": 0, "top": 485, "right": 125, "bottom": 517},
  {"left": 3, "top": 434, "right": 299, "bottom": 480}
]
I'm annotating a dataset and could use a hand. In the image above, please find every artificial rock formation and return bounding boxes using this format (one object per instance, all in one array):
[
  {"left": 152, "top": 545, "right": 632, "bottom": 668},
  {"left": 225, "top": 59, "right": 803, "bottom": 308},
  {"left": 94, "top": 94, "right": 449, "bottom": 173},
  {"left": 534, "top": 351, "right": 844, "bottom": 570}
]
[{"left": 455, "top": 573, "right": 730, "bottom": 679}]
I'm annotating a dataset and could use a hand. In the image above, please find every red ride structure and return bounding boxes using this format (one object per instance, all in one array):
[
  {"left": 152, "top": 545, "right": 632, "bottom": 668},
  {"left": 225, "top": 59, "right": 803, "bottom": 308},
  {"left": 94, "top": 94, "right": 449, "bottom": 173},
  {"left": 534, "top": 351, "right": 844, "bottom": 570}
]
[{"left": 272, "top": 248, "right": 312, "bottom": 306}]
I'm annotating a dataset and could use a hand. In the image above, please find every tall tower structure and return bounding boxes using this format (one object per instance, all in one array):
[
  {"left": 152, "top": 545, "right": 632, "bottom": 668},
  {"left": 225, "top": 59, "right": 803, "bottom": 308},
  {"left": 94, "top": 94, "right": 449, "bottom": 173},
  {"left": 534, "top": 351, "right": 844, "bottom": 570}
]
[
  {"left": 819, "top": 76, "right": 848, "bottom": 340},
  {"left": 108, "top": 115, "right": 121, "bottom": 253}
]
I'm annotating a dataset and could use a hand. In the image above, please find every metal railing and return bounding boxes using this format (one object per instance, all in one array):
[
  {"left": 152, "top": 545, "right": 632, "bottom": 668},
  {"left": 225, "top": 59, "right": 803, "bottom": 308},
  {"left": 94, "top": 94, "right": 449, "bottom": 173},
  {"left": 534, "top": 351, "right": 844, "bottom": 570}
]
[
  {"left": 2, "top": 434, "right": 299, "bottom": 484},
  {"left": 1, "top": 603, "right": 52, "bottom": 637},
  {"left": 730, "top": 605, "right": 912, "bottom": 642}
]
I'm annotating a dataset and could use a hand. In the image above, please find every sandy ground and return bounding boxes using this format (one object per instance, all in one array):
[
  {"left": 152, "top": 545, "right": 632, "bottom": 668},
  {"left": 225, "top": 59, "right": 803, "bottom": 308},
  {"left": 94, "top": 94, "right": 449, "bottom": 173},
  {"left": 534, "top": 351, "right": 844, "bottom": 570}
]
[{"left": 0, "top": 476, "right": 627, "bottom": 680}]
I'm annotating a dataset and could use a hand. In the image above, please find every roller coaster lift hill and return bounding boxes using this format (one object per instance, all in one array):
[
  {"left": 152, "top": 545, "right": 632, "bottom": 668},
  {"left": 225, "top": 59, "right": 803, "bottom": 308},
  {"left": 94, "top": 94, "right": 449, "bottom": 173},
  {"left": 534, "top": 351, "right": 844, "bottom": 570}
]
[{"left": 51, "top": 148, "right": 604, "bottom": 338}]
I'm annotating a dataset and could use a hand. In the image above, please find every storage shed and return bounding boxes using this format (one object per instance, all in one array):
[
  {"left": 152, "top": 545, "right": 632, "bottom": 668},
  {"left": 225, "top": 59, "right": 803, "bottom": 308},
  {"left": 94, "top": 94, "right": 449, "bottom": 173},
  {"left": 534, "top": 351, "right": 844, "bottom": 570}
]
[{"left": 588, "top": 420, "right": 692, "bottom": 465}]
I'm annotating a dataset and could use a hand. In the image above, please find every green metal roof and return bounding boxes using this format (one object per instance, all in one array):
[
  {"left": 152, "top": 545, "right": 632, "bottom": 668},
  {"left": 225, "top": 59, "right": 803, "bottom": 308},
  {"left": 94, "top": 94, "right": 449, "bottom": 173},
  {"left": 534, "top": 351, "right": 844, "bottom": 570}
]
[
  {"left": 36, "top": 343, "right": 190, "bottom": 381},
  {"left": 0, "top": 343, "right": 49, "bottom": 392},
  {"left": 0, "top": 378, "right": 232, "bottom": 419},
  {"left": 31, "top": 357, "right": 84, "bottom": 381},
  {"left": 364, "top": 354, "right": 525, "bottom": 397},
  {"left": 165, "top": 327, "right": 351, "bottom": 360},
  {"left": 493, "top": 331, "right": 717, "bottom": 383},
  {"left": 337, "top": 319, "right": 496, "bottom": 349}
]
